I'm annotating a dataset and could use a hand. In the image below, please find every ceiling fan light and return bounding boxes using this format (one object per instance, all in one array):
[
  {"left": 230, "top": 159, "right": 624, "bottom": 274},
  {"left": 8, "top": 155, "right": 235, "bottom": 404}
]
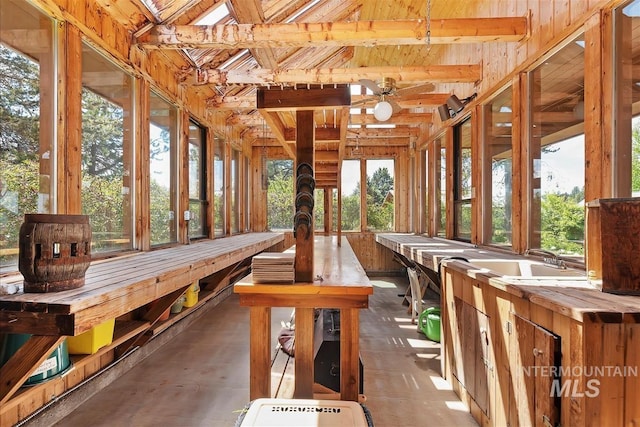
[
  {"left": 374, "top": 100, "right": 393, "bottom": 121},
  {"left": 446, "top": 95, "right": 466, "bottom": 114}
]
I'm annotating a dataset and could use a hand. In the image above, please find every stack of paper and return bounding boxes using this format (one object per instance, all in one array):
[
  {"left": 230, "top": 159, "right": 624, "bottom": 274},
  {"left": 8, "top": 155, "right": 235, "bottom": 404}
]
[{"left": 251, "top": 252, "right": 295, "bottom": 283}]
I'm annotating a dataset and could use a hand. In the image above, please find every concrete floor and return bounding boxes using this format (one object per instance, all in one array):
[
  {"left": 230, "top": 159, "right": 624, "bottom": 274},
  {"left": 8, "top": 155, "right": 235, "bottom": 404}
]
[{"left": 44, "top": 276, "right": 477, "bottom": 427}]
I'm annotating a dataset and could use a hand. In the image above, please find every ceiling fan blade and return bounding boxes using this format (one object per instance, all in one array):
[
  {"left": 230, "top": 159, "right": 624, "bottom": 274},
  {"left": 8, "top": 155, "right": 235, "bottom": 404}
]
[
  {"left": 359, "top": 79, "right": 382, "bottom": 95},
  {"left": 394, "top": 82, "right": 435, "bottom": 97},
  {"left": 389, "top": 99, "right": 403, "bottom": 114},
  {"left": 351, "top": 97, "right": 375, "bottom": 107}
]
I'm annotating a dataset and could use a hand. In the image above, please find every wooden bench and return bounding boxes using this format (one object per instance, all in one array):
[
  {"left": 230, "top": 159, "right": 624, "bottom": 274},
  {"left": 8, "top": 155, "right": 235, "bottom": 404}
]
[
  {"left": 0, "top": 232, "right": 283, "bottom": 405},
  {"left": 234, "top": 236, "right": 373, "bottom": 402}
]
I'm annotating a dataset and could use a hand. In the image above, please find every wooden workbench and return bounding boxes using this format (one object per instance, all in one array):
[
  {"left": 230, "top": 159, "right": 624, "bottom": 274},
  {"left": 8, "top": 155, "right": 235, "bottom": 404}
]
[
  {"left": 0, "top": 232, "right": 283, "bottom": 405},
  {"left": 234, "top": 236, "right": 373, "bottom": 402}
]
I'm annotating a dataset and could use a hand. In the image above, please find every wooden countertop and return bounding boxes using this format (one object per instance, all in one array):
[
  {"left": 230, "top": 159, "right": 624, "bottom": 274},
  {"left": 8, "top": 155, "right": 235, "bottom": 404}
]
[
  {"left": 376, "top": 233, "right": 640, "bottom": 323},
  {"left": 235, "top": 235, "right": 373, "bottom": 298},
  {"left": 0, "top": 232, "right": 284, "bottom": 335}
]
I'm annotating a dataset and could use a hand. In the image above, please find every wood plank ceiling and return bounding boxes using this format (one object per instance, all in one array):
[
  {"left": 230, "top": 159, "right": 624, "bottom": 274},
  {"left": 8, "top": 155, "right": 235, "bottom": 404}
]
[{"left": 97, "top": 0, "right": 529, "bottom": 184}]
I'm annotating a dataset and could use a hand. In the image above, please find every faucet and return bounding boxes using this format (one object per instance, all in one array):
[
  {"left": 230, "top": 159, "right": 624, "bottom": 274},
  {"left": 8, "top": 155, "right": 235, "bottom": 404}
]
[{"left": 524, "top": 249, "right": 567, "bottom": 269}]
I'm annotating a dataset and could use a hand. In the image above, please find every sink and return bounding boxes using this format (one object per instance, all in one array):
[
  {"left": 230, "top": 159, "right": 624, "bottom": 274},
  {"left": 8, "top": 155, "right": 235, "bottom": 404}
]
[{"left": 465, "top": 259, "right": 586, "bottom": 278}]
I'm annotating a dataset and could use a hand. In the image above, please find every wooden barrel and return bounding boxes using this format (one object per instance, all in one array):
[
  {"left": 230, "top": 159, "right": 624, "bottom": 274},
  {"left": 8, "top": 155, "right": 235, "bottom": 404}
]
[{"left": 19, "top": 214, "right": 92, "bottom": 293}]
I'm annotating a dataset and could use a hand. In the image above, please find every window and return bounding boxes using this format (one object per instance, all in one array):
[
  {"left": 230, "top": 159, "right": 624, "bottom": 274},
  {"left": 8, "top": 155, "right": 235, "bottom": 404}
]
[
  {"left": 188, "top": 120, "right": 206, "bottom": 239},
  {"left": 149, "top": 91, "right": 178, "bottom": 246},
  {"left": 213, "top": 136, "right": 225, "bottom": 236},
  {"left": 614, "top": 0, "right": 640, "bottom": 197},
  {"left": 341, "top": 159, "right": 361, "bottom": 231},
  {"left": 436, "top": 137, "right": 447, "bottom": 237},
  {"left": 81, "top": 42, "right": 134, "bottom": 253},
  {"left": 366, "top": 159, "right": 394, "bottom": 231},
  {"left": 529, "top": 33, "right": 585, "bottom": 256},
  {"left": 266, "top": 159, "right": 293, "bottom": 230},
  {"left": 231, "top": 148, "right": 240, "bottom": 233},
  {"left": 315, "top": 189, "right": 325, "bottom": 232},
  {"left": 0, "top": 1, "right": 54, "bottom": 269},
  {"left": 484, "top": 87, "right": 513, "bottom": 246},
  {"left": 454, "top": 119, "right": 472, "bottom": 240}
]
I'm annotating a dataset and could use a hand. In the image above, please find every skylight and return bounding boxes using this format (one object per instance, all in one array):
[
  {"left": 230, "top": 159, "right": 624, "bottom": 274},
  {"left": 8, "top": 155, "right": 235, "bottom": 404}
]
[{"left": 195, "top": 3, "right": 230, "bottom": 25}]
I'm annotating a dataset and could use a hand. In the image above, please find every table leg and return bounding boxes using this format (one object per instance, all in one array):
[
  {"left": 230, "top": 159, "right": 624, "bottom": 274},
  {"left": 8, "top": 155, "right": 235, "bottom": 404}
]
[
  {"left": 249, "top": 306, "right": 271, "bottom": 400},
  {"left": 340, "top": 308, "right": 360, "bottom": 401},
  {"left": 294, "top": 307, "right": 314, "bottom": 398}
]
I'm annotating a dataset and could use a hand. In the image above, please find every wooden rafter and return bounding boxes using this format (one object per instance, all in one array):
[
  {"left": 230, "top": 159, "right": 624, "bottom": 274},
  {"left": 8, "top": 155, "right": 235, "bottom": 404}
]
[
  {"left": 227, "top": 0, "right": 279, "bottom": 69},
  {"left": 194, "top": 65, "right": 481, "bottom": 85},
  {"left": 137, "top": 17, "right": 528, "bottom": 49},
  {"left": 259, "top": 110, "right": 295, "bottom": 159},
  {"left": 349, "top": 112, "right": 433, "bottom": 125}
]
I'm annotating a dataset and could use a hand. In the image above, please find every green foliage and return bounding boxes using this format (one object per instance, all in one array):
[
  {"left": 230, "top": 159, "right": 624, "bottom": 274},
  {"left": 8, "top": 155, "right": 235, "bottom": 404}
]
[
  {"left": 150, "top": 179, "right": 173, "bottom": 245},
  {"left": 541, "top": 192, "right": 585, "bottom": 255},
  {"left": 267, "top": 173, "right": 294, "bottom": 230},
  {"left": 0, "top": 46, "right": 40, "bottom": 160},
  {"left": 366, "top": 167, "right": 393, "bottom": 231},
  {"left": 341, "top": 193, "right": 361, "bottom": 231},
  {"left": 0, "top": 158, "right": 39, "bottom": 264},
  {"left": 81, "top": 89, "right": 124, "bottom": 177}
]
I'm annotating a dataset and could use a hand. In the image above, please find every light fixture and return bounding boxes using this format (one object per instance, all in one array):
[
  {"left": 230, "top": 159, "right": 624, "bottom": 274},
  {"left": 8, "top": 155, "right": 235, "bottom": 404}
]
[
  {"left": 446, "top": 94, "right": 466, "bottom": 114},
  {"left": 438, "top": 104, "right": 451, "bottom": 121},
  {"left": 441, "top": 93, "right": 478, "bottom": 120},
  {"left": 373, "top": 99, "right": 393, "bottom": 121}
]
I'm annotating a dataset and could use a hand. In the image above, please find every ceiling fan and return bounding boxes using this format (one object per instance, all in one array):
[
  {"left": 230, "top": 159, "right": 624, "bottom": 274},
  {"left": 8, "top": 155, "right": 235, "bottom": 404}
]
[{"left": 352, "top": 77, "right": 435, "bottom": 121}]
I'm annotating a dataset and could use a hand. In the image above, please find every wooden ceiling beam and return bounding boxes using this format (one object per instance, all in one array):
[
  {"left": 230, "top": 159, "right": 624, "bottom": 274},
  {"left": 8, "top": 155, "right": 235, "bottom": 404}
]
[
  {"left": 196, "top": 65, "right": 481, "bottom": 86},
  {"left": 137, "top": 17, "right": 528, "bottom": 49},
  {"left": 257, "top": 86, "right": 351, "bottom": 110},
  {"left": 209, "top": 92, "right": 452, "bottom": 110},
  {"left": 227, "top": 0, "right": 279, "bottom": 70}
]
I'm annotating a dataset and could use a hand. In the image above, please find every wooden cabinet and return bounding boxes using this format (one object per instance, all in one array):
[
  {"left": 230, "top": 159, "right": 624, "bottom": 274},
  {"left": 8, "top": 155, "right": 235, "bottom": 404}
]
[
  {"left": 441, "top": 262, "right": 640, "bottom": 427},
  {"left": 452, "top": 297, "right": 491, "bottom": 417},
  {"left": 512, "top": 315, "right": 560, "bottom": 427}
]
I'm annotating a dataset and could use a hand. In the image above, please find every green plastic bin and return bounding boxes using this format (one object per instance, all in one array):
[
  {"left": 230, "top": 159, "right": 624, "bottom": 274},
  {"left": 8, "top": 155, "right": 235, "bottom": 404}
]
[
  {"left": 0, "top": 334, "right": 71, "bottom": 385},
  {"left": 419, "top": 307, "right": 441, "bottom": 342}
]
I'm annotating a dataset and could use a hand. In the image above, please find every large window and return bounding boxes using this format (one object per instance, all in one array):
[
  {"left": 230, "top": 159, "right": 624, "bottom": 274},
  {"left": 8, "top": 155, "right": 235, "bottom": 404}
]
[
  {"left": 529, "top": 33, "right": 585, "bottom": 256},
  {"left": 149, "top": 91, "right": 178, "bottom": 246},
  {"left": 315, "top": 189, "right": 325, "bottom": 232},
  {"left": 366, "top": 159, "right": 394, "bottom": 231},
  {"left": 454, "top": 118, "right": 473, "bottom": 240},
  {"left": 266, "top": 159, "right": 293, "bottom": 231},
  {"left": 213, "top": 136, "right": 225, "bottom": 236},
  {"left": 188, "top": 120, "right": 206, "bottom": 239},
  {"left": 615, "top": 0, "right": 640, "bottom": 197},
  {"left": 484, "top": 87, "right": 513, "bottom": 246},
  {"left": 341, "top": 159, "right": 361, "bottom": 231},
  {"left": 81, "top": 42, "right": 134, "bottom": 253},
  {"left": 0, "top": 1, "right": 54, "bottom": 269},
  {"left": 436, "top": 138, "right": 447, "bottom": 237},
  {"left": 231, "top": 148, "right": 240, "bottom": 233}
]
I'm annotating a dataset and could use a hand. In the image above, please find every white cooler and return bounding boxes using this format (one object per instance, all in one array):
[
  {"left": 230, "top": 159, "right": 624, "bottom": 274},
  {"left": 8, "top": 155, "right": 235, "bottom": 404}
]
[{"left": 236, "top": 398, "right": 373, "bottom": 427}]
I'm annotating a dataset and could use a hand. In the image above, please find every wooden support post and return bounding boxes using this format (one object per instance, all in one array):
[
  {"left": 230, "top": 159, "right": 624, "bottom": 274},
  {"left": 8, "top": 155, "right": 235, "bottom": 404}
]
[
  {"left": 249, "top": 306, "right": 271, "bottom": 400},
  {"left": 295, "top": 110, "right": 315, "bottom": 282},
  {"left": 294, "top": 307, "right": 315, "bottom": 398},
  {"left": 340, "top": 308, "right": 360, "bottom": 401}
]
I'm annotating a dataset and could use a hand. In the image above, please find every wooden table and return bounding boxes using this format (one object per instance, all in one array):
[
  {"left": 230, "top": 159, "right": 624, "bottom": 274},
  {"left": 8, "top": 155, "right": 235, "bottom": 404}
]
[
  {"left": 234, "top": 236, "right": 373, "bottom": 402},
  {"left": 0, "top": 232, "right": 283, "bottom": 405}
]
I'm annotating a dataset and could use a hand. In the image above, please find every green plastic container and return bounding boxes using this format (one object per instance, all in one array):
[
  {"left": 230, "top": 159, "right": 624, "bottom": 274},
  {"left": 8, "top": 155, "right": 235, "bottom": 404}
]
[
  {"left": 419, "top": 307, "right": 441, "bottom": 342},
  {"left": 0, "top": 334, "right": 71, "bottom": 385}
]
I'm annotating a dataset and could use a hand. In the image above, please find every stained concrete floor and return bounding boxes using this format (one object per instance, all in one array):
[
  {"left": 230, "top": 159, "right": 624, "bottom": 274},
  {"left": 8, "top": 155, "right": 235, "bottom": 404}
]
[{"left": 45, "top": 276, "right": 477, "bottom": 427}]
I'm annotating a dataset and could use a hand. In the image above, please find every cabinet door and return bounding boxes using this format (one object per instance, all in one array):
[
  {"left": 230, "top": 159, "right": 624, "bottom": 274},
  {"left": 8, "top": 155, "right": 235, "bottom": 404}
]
[{"left": 513, "top": 315, "right": 561, "bottom": 427}]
